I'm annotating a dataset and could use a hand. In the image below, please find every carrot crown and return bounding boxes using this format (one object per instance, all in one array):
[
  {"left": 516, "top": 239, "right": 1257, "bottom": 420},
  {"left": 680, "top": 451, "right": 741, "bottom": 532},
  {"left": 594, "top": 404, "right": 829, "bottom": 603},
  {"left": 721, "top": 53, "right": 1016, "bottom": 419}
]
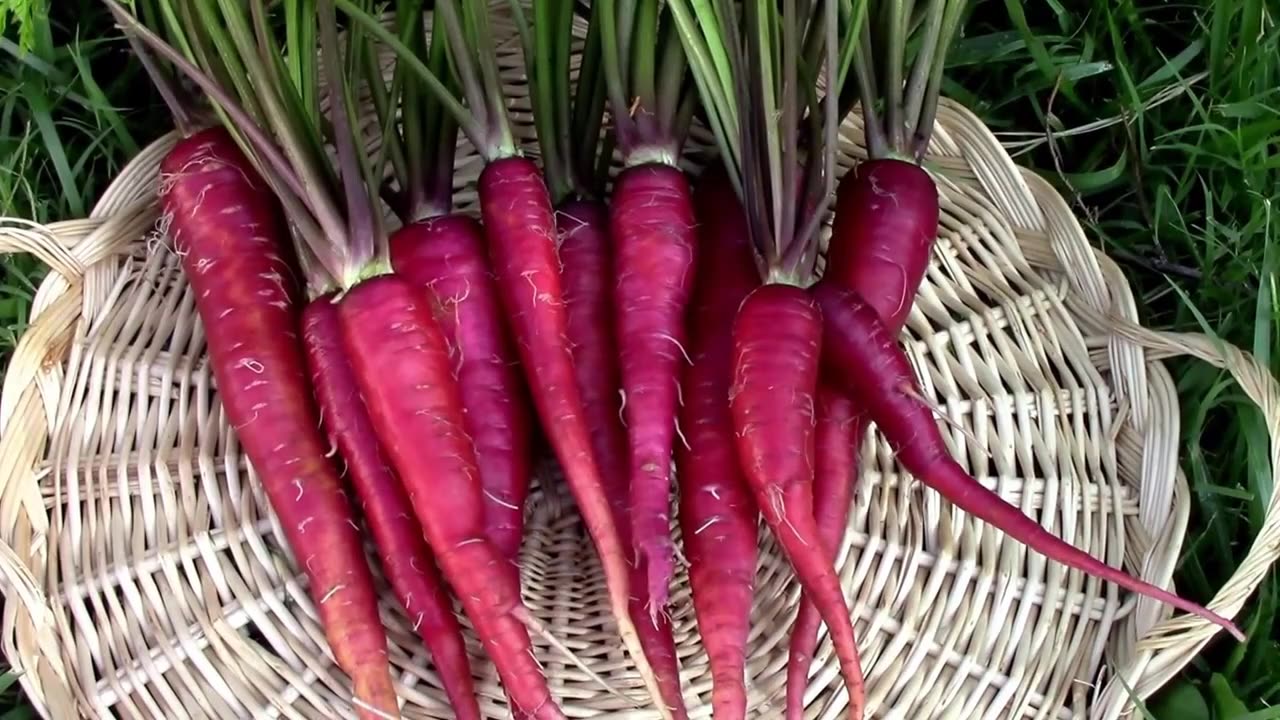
[
  {"left": 671, "top": 0, "right": 860, "bottom": 285},
  {"left": 518, "top": 0, "right": 611, "bottom": 204},
  {"left": 849, "top": 0, "right": 969, "bottom": 161},
  {"left": 109, "top": 0, "right": 395, "bottom": 295},
  {"left": 595, "top": 0, "right": 694, "bottom": 168}
]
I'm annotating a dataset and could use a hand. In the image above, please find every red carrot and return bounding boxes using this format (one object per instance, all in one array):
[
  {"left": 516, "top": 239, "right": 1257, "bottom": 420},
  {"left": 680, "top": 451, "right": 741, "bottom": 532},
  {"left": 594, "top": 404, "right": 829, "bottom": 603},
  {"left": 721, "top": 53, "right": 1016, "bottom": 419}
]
[
  {"left": 340, "top": 275, "right": 567, "bottom": 719},
  {"left": 824, "top": 160, "right": 938, "bottom": 332},
  {"left": 783, "top": 387, "right": 861, "bottom": 719},
  {"left": 160, "top": 128, "right": 400, "bottom": 719},
  {"left": 675, "top": 166, "right": 761, "bottom": 720},
  {"left": 556, "top": 199, "right": 692, "bottom": 720},
  {"left": 609, "top": 163, "right": 698, "bottom": 616},
  {"left": 302, "top": 297, "right": 481, "bottom": 720},
  {"left": 478, "top": 156, "right": 661, "bottom": 701},
  {"left": 335, "top": 1, "right": 669, "bottom": 708},
  {"left": 389, "top": 215, "right": 533, "bottom": 569},
  {"left": 731, "top": 285, "right": 866, "bottom": 719},
  {"left": 812, "top": 280, "right": 1247, "bottom": 643}
]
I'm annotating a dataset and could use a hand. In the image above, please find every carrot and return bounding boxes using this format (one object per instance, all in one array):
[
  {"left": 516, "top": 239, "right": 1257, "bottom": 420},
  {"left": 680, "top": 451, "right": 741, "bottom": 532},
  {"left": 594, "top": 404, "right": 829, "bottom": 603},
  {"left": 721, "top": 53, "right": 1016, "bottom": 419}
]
[
  {"left": 159, "top": 127, "right": 400, "bottom": 719},
  {"left": 812, "top": 279, "right": 1247, "bottom": 643},
  {"left": 609, "top": 162, "right": 698, "bottom": 616},
  {"left": 338, "top": 275, "right": 566, "bottom": 718},
  {"left": 731, "top": 285, "right": 866, "bottom": 718},
  {"left": 338, "top": 0, "right": 669, "bottom": 707},
  {"left": 784, "top": 387, "right": 862, "bottom": 719},
  {"left": 302, "top": 297, "right": 482, "bottom": 720},
  {"left": 675, "top": 165, "right": 761, "bottom": 720},
  {"left": 553, "top": 200, "right": 692, "bottom": 719},
  {"left": 825, "top": 160, "right": 938, "bottom": 331},
  {"left": 113, "top": 5, "right": 562, "bottom": 714},
  {"left": 478, "top": 156, "right": 662, "bottom": 696},
  {"left": 670, "top": 0, "right": 868, "bottom": 712},
  {"left": 591, "top": 0, "right": 703, "bottom": 630},
  {"left": 389, "top": 215, "right": 533, "bottom": 569}
]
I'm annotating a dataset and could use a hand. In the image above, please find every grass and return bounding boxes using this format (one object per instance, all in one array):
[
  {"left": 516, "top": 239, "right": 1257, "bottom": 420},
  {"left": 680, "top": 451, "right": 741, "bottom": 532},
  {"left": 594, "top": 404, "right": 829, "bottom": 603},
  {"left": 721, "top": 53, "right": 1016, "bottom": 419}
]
[{"left": 0, "top": 0, "right": 1275, "bottom": 718}]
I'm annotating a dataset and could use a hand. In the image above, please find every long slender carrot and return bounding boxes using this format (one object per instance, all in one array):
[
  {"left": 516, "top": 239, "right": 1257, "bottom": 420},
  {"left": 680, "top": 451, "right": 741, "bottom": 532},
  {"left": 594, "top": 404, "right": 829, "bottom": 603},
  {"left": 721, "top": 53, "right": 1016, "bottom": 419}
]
[
  {"left": 556, "top": 199, "right": 692, "bottom": 720},
  {"left": 389, "top": 215, "right": 533, "bottom": 570},
  {"left": 477, "top": 158, "right": 661, "bottom": 703},
  {"left": 812, "top": 279, "right": 1247, "bottom": 643},
  {"left": 675, "top": 165, "right": 761, "bottom": 719},
  {"left": 340, "top": 274, "right": 568, "bottom": 719},
  {"left": 610, "top": 162, "right": 699, "bottom": 618},
  {"left": 731, "top": 284, "right": 866, "bottom": 720},
  {"left": 161, "top": 128, "right": 399, "bottom": 719},
  {"left": 785, "top": 387, "right": 862, "bottom": 719},
  {"left": 301, "top": 296, "right": 482, "bottom": 720}
]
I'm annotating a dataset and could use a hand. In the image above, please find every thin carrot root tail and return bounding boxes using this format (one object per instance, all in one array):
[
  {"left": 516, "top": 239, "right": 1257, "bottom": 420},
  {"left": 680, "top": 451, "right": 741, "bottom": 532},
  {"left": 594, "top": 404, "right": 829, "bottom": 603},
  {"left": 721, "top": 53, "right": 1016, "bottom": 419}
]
[
  {"left": 638, "top": 540, "right": 677, "bottom": 623},
  {"left": 512, "top": 606, "right": 632, "bottom": 702},
  {"left": 612, "top": 596, "right": 676, "bottom": 718},
  {"left": 351, "top": 672, "right": 402, "bottom": 720},
  {"left": 785, "top": 600, "right": 823, "bottom": 720}
]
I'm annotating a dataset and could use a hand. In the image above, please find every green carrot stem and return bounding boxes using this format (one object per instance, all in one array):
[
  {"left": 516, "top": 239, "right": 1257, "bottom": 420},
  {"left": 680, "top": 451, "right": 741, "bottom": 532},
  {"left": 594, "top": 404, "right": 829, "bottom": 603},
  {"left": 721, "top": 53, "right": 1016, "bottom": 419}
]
[
  {"left": 902, "top": 0, "right": 944, "bottom": 134},
  {"left": 527, "top": 0, "right": 568, "bottom": 200},
  {"left": 882, "top": 0, "right": 905, "bottom": 150},
  {"left": 655, "top": 10, "right": 688, "bottom": 140},
  {"left": 424, "top": 23, "right": 460, "bottom": 216},
  {"left": 317, "top": 0, "right": 378, "bottom": 276},
  {"left": 333, "top": 0, "right": 484, "bottom": 151},
  {"left": 854, "top": 16, "right": 888, "bottom": 158},
  {"left": 599, "top": 0, "right": 636, "bottom": 152},
  {"left": 103, "top": 0, "right": 347, "bottom": 281},
  {"left": 911, "top": 0, "right": 965, "bottom": 158},
  {"left": 632, "top": 0, "right": 659, "bottom": 112}
]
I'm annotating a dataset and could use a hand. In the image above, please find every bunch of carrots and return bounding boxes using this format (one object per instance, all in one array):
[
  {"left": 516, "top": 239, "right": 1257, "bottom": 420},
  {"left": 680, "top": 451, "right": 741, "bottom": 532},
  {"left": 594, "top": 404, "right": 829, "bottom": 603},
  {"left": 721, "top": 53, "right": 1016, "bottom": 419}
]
[{"left": 105, "top": 0, "right": 1244, "bottom": 718}]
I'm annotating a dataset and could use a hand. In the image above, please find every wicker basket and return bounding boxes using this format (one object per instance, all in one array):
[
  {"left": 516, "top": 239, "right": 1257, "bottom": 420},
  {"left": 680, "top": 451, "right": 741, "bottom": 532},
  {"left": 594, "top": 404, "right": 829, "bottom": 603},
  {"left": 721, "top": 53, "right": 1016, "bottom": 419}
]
[{"left": 3, "top": 13, "right": 1280, "bottom": 720}]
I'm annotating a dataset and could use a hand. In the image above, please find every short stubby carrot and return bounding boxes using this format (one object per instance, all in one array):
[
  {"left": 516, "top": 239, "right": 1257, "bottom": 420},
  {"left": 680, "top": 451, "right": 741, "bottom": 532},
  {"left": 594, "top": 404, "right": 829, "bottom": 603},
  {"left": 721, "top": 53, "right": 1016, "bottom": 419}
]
[
  {"left": 301, "top": 296, "right": 481, "bottom": 720},
  {"left": 339, "top": 273, "right": 566, "bottom": 720},
  {"left": 161, "top": 127, "right": 399, "bottom": 719},
  {"left": 609, "top": 163, "right": 699, "bottom": 618},
  {"left": 675, "top": 166, "right": 762, "bottom": 720},
  {"left": 557, "top": 199, "right": 690, "bottom": 719},
  {"left": 389, "top": 214, "right": 533, "bottom": 569},
  {"left": 811, "top": 279, "right": 1247, "bottom": 643},
  {"left": 824, "top": 159, "right": 938, "bottom": 332},
  {"left": 476, "top": 156, "right": 664, "bottom": 706},
  {"left": 730, "top": 283, "right": 866, "bottom": 720}
]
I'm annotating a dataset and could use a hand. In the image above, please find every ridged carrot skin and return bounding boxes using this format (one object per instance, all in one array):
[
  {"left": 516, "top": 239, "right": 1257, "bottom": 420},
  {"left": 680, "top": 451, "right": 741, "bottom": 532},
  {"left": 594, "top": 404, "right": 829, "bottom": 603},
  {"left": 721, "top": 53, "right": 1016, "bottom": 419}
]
[
  {"left": 675, "top": 167, "right": 761, "bottom": 720},
  {"left": 475, "top": 156, "right": 665, "bottom": 714},
  {"left": 161, "top": 128, "right": 399, "bottom": 720},
  {"left": 389, "top": 214, "right": 533, "bottom": 569},
  {"left": 824, "top": 159, "right": 938, "bottom": 331},
  {"left": 811, "top": 279, "right": 1247, "bottom": 643},
  {"left": 339, "top": 274, "right": 566, "bottom": 720},
  {"left": 610, "top": 163, "right": 699, "bottom": 618},
  {"left": 301, "top": 297, "right": 481, "bottom": 720},
  {"left": 785, "top": 388, "right": 862, "bottom": 720},
  {"left": 557, "top": 198, "right": 690, "bottom": 719},
  {"left": 730, "top": 284, "right": 866, "bottom": 720}
]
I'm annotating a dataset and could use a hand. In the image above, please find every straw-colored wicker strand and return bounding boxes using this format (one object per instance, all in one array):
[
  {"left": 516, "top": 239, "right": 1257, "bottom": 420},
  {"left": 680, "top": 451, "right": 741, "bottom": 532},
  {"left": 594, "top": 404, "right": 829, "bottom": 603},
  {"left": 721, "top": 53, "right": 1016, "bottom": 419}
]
[{"left": 2, "top": 27, "right": 1279, "bottom": 720}]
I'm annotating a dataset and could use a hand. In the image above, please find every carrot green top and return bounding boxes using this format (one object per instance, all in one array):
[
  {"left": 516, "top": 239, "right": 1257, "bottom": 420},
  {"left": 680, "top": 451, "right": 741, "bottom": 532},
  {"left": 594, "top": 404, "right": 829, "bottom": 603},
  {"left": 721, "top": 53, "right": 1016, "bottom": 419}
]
[
  {"left": 669, "top": 0, "right": 858, "bottom": 286},
  {"left": 594, "top": 0, "right": 695, "bottom": 168},
  {"left": 848, "top": 0, "right": 969, "bottom": 161},
  {"left": 517, "top": 0, "right": 611, "bottom": 205}
]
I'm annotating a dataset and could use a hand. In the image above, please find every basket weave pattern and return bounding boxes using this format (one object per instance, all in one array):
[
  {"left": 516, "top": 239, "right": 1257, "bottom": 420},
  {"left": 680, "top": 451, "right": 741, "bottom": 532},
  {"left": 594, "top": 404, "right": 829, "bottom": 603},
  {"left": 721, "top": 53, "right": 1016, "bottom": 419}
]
[{"left": 2, "top": 22, "right": 1280, "bottom": 720}]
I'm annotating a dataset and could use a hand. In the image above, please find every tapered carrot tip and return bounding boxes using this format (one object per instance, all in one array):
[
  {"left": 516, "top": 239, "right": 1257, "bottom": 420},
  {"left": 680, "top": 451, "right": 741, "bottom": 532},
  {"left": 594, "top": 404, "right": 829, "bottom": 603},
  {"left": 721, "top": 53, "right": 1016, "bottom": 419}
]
[{"left": 351, "top": 671, "right": 401, "bottom": 720}]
